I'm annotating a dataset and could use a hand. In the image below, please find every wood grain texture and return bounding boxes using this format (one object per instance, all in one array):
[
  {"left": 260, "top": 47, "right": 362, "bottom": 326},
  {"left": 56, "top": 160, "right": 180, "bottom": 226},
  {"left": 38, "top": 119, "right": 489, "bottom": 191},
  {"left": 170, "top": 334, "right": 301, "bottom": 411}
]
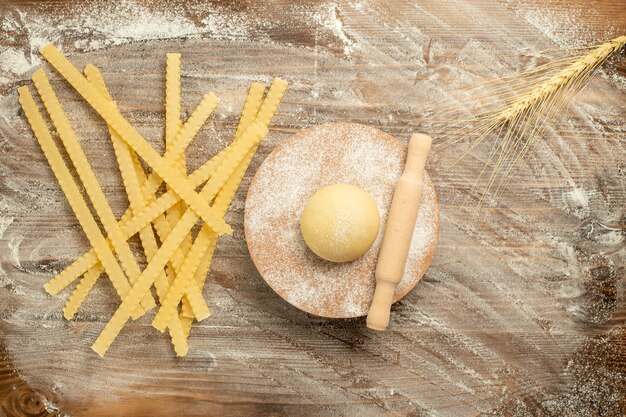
[{"left": 0, "top": 0, "right": 625, "bottom": 416}]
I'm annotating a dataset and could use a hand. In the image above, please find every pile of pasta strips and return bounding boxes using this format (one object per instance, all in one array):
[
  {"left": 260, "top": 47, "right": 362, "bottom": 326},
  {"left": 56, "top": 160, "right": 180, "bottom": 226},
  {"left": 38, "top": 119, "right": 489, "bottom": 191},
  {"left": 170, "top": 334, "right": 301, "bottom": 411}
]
[{"left": 19, "top": 44, "right": 287, "bottom": 357}]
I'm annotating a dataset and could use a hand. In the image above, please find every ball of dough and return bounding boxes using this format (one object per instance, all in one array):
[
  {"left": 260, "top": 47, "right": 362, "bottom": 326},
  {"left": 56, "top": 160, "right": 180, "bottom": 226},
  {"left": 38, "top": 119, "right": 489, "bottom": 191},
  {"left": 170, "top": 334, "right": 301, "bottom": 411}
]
[{"left": 300, "top": 183, "right": 380, "bottom": 263}]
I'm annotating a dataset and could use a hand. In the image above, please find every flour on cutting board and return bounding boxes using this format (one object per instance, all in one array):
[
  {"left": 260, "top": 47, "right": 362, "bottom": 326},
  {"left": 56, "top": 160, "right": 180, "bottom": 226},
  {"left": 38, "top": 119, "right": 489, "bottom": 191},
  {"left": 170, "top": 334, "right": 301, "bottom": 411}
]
[
  {"left": 1, "top": 0, "right": 625, "bottom": 414},
  {"left": 245, "top": 123, "right": 438, "bottom": 318}
]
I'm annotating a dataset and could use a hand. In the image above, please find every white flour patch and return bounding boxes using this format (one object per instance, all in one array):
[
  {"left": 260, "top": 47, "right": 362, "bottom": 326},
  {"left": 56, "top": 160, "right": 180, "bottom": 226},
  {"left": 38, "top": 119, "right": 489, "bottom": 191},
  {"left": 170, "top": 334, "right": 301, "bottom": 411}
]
[
  {"left": 8, "top": 235, "right": 23, "bottom": 269},
  {"left": 0, "top": 0, "right": 254, "bottom": 88},
  {"left": 312, "top": 3, "right": 355, "bottom": 56},
  {"left": 0, "top": 216, "right": 14, "bottom": 277},
  {"left": 520, "top": 7, "right": 586, "bottom": 47},
  {"left": 0, "top": 48, "right": 33, "bottom": 77},
  {"left": 562, "top": 187, "right": 590, "bottom": 219},
  {"left": 0, "top": 216, "right": 14, "bottom": 240}
]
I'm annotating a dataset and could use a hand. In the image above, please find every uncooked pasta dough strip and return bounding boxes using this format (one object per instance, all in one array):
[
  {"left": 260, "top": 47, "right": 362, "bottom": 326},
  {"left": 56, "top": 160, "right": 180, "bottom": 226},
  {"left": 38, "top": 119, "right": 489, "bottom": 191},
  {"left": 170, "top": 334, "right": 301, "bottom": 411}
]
[
  {"left": 164, "top": 54, "right": 190, "bottom": 243},
  {"left": 191, "top": 147, "right": 256, "bottom": 293},
  {"left": 84, "top": 67, "right": 162, "bottom": 280},
  {"left": 130, "top": 151, "right": 146, "bottom": 184},
  {"left": 181, "top": 316, "right": 193, "bottom": 339},
  {"left": 254, "top": 78, "right": 288, "bottom": 130},
  {"left": 32, "top": 69, "right": 156, "bottom": 312},
  {"left": 47, "top": 143, "right": 234, "bottom": 294},
  {"left": 45, "top": 250, "right": 99, "bottom": 295},
  {"left": 165, "top": 53, "right": 182, "bottom": 148},
  {"left": 18, "top": 87, "right": 142, "bottom": 320},
  {"left": 185, "top": 79, "right": 287, "bottom": 308},
  {"left": 191, "top": 245, "right": 216, "bottom": 304},
  {"left": 63, "top": 264, "right": 103, "bottom": 320},
  {"left": 182, "top": 83, "right": 268, "bottom": 316},
  {"left": 152, "top": 123, "right": 266, "bottom": 330},
  {"left": 234, "top": 83, "right": 265, "bottom": 141},
  {"left": 177, "top": 83, "right": 266, "bottom": 320},
  {"left": 92, "top": 124, "right": 266, "bottom": 355},
  {"left": 163, "top": 54, "right": 193, "bottom": 315},
  {"left": 40, "top": 44, "right": 231, "bottom": 235},
  {"left": 86, "top": 65, "right": 189, "bottom": 356}
]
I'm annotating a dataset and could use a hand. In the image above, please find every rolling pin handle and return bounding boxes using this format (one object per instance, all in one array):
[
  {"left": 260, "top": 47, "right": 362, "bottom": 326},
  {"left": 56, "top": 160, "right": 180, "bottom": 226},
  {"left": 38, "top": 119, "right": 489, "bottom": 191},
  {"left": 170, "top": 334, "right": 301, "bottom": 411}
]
[
  {"left": 406, "top": 133, "right": 432, "bottom": 176},
  {"left": 366, "top": 280, "right": 396, "bottom": 330},
  {"left": 366, "top": 133, "right": 432, "bottom": 331}
]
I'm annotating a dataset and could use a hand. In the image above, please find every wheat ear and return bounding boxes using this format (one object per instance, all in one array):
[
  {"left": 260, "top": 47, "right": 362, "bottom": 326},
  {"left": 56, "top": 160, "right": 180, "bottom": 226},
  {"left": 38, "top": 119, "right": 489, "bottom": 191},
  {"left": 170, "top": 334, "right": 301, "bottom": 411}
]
[{"left": 433, "top": 35, "right": 626, "bottom": 208}]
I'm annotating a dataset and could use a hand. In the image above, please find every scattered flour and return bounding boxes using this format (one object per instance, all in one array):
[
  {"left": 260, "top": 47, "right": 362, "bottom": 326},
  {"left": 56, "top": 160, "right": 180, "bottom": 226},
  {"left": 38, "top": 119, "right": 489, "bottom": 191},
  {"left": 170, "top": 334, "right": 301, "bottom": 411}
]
[
  {"left": 311, "top": 3, "right": 355, "bottom": 56},
  {"left": 505, "top": 0, "right": 621, "bottom": 48},
  {"left": 0, "top": 0, "right": 624, "bottom": 415},
  {"left": 0, "top": 216, "right": 14, "bottom": 277},
  {"left": 0, "top": 0, "right": 253, "bottom": 87},
  {"left": 0, "top": 216, "right": 14, "bottom": 241},
  {"left": 562, "top": 187, "right": 590, "bottom": 219}
]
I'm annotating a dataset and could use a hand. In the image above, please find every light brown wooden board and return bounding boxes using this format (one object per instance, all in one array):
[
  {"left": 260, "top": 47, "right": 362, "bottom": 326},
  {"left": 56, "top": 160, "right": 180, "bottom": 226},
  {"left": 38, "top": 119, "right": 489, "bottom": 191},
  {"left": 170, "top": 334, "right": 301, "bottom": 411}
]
[{"left": 0, "top": 1, "right": 625, "bottom": 416}]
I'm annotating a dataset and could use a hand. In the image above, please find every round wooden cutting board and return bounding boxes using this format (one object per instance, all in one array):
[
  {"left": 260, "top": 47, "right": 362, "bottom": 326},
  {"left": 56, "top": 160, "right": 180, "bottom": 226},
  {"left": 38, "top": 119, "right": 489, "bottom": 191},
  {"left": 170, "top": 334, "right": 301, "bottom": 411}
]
[{"left": 244, "top": 122, "right": 439, "bottom": 318}]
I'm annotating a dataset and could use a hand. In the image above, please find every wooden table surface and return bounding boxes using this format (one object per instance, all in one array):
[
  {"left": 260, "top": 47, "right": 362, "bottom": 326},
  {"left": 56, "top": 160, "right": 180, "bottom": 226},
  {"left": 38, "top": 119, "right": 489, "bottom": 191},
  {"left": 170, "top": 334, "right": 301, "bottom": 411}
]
[{"left": 1, "top": 1, "right": 625, "bottom": 416}]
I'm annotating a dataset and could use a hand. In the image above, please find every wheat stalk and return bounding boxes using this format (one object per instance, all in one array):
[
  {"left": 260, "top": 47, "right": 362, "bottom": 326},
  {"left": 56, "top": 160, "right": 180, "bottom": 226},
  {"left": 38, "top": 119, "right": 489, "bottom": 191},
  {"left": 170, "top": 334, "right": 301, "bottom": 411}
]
[
  {"left": 499, "top": 37, "right": 626, "bottom": 121},
  {"left": 432, "top": 35, "right": 626, "bottom": 208}
]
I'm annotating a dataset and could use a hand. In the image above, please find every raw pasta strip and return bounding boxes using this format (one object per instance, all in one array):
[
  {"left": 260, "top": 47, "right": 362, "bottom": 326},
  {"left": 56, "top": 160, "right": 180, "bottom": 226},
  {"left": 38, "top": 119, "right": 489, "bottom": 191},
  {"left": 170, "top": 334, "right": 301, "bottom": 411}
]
[
  {"left": 181, "top": 82, "right": 267, "bottom": 319},
  {"left": 85, "top": 66, "right": 189, "bottom": 356},
  {"left": 63, "top": 264, "right": 103, "bottom": 320},
  {"left": 84, "top": 67, "right": 162, "bottom": 279},
  {"left": 164, "top": 53, "right": 190, "bottom": 241},
  {"left": 191, "top": 246, "right": 216, "bottom": 299},
  {"left": 40, "top": 44, "right": 231, "bottom": 235},
  {"left": 18, "top": 87, "right": 142, "bottom": 320},
  {"left": 253, "top": 78, "right": 288, "bottom": 128},
  {"left": 190, "top": 147, "right": 256, "bottom": 294},
  {"left": 152, "top": 123, "right": 267, "bottom": 330},
  {"left": 32, "top": 69, "right": 156, "bottom": 311},
  {"left": 45, "top": 142, "right": 234, "bottom": 295},
  {"left": 130, "top": 151, "right": 146, "bottom": 184},
  {"left": 163, "top": 54, "right": 193, "bottom": 315},
  {"left": 185, "top": 78, "right": 287, "bottom": 307},
  {"left": 45, "top": 251, "right": 99, "bottom": 295},
  {"left": 91, "top": 124, "right": 266, "bottom": 356},
  {"left": 164, "top": 53, "right": 187, "bottom": 235},
  {"left": 165, "top": 53, "right": 182, "bottom": 149},
  {"left": 181, "top": 316, "right": 193, "bottom": 339},
  {"left": 234, "top": 83, "right": 265, "bottom": 141}
]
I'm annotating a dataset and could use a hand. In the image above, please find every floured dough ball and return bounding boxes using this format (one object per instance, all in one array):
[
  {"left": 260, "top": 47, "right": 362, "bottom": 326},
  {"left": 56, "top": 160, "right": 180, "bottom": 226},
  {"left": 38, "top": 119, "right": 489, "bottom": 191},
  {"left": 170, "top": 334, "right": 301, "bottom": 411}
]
[{"left": 300, "top": 183, "right": 380, "bottom": 263}]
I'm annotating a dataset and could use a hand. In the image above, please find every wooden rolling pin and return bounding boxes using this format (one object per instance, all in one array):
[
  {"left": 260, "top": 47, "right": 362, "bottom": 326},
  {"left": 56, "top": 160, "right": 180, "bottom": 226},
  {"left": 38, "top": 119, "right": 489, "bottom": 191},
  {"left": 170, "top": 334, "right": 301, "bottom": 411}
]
[{"left": 367, "top": 133, "right": 432, "bottom": 331}]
